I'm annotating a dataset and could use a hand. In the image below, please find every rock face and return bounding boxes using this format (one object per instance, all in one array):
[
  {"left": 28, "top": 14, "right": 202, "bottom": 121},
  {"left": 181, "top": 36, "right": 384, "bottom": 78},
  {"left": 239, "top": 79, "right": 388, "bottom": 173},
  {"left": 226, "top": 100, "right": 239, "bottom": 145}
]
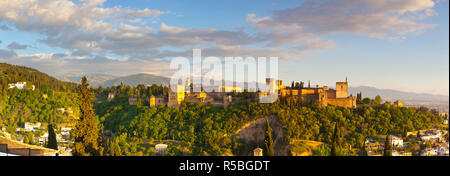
[{"left": 234, "top": 116, "right": 289, "bottom": 156}]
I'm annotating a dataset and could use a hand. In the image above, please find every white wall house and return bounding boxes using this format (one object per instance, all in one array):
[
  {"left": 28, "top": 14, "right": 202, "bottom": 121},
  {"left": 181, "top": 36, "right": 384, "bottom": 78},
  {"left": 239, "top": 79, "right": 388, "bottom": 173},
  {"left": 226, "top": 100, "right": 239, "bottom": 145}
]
[
  {"left": 437, "top": 143, "right": 449, "bottom": 156},
  {"left": 421, "top": 130, "right": 445, "bottom": 141},
  {"left": 8, "top": 82, "right": 27, "bottom": 89},
  {"left": 24, "top": 122, "right": 41, "bottom": 132},
  {"left": 8, "top": 82, "right": 35, "bottom": 90},
  {"left": 155, "top": 144, "right": 168, "bottom": 155},
  {"left": 421, "top": 148, "right": 437, "bottom": 156},
  {"left": 390, "top": 135, "right": 403, "bottom": 148}
]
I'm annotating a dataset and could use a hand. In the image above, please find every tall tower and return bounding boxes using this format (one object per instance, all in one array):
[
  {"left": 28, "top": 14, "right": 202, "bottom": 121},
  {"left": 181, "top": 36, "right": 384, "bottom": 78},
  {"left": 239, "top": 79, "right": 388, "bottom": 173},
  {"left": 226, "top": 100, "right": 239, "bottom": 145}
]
[
  {"left": 266, "top": 78, "right": 277, "bottom": 94},
  {"left": 168, "top": 84, "right": 185, "bottom": 107},
  {"left": 336, "top": 77, "right": 348, "bottom": 98}
]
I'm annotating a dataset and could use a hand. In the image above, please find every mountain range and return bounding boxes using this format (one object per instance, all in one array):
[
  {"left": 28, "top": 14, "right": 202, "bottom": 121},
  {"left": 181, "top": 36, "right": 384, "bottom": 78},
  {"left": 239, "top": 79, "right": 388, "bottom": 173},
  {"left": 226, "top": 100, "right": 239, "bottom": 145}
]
[
  {"left": 59, "top": 73, "right": 117, "bottom": 87},
  {"left": 62, "top": 73, "right": 170, "bottom": 87},
  {"left": 349, "top": 86, "right": 448, "bottom": 103},
  {"left": 101, "top": 73, "right": 170, "bottom": 87}
]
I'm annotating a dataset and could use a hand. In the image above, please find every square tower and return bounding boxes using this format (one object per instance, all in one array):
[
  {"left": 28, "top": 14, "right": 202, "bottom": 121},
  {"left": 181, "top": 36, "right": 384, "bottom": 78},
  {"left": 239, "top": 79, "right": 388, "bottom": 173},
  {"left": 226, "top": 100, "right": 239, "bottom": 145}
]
[
  {"left": 335, "top": 77, "right": 348, "bottom": 98},
  {"left": 149, "top": 96, "right": 156, "bottom": 107},
  {"left": 266, "top": 78, "right": 277, "bottom": 94},
  {"left": 168, "top": 84, "right": 185, "bottom": 107}
]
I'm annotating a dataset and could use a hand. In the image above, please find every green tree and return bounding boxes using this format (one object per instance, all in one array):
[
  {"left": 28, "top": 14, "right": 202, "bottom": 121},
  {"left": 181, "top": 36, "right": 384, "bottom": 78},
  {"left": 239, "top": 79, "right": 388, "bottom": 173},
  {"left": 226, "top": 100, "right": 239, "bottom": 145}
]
[
  {"left": 73, "top": 77, "right": 101, "bottom": 156},
  {"left": 374, "top": 95, "right": 382, "bottom": 105},
  {"left": 47, "top": 124, "right": 58, "bottom": 150},
  {"left": 109, "top": 138, "right": 122, "bottom": 156},
  {"left": 264, "top": 120, "right": 274, "bottom": 156},
  {"left": 330, "top": 123, "right": 341, "bottom": 156},
  {"left": 384, "top": 135, "right": 392, "bottom": 156},
  {"left": 359, "top": 144, "right": 368, "bottom": 156},
  {"left": 356, "top": 92, "right": 362, "bottom": 104},
  {"left": 362, "top": 98, "right": 372, "bottom": 104}
]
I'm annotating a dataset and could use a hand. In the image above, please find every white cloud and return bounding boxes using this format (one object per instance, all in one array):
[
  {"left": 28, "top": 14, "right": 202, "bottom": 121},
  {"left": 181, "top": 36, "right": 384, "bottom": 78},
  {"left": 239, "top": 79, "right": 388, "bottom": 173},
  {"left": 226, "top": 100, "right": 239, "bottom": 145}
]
[
  {"left": 160, "top": 23, "right": 188, "bottom": 34},
  {"left": 252, "top": 0, "right": 437, "bottom": 39}
]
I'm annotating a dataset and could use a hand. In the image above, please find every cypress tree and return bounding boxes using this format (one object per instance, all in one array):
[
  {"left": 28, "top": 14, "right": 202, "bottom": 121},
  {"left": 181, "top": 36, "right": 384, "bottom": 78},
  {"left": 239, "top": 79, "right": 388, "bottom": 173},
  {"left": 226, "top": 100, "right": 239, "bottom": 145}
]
[
  {"left": 331, "top": 123, "right": 340, "bottom": 156},
  {"left": 47, "top": 124, "right": 58, "bottom": 150},
  {"left": 73, "top": 76, "right": 100, "bottom": 156},
  {"left": 384, "top": 135, "right": 392, "bottom": 156},
  {"left": 110, "top": 138, "right": 121, "bottom": 156},
  {"left": 264, "top": 120, "right": 275, "bottom": 156},
  {"left": 358, "top": 140, "right": 368, "bottom": 156},
  {"left": 403, "top": 128, "right": 408, "bottom": 138}
]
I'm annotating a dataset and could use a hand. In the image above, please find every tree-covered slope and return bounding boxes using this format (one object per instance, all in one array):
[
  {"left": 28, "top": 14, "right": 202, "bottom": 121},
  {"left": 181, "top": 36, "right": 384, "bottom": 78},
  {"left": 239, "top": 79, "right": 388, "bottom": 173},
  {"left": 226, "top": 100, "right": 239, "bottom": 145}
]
[
  {"left": 0, "top": 62, "right": 78, "bottom": 92},
  {"left": 0, "top": 63, "right": 80, "bottom": 134}
]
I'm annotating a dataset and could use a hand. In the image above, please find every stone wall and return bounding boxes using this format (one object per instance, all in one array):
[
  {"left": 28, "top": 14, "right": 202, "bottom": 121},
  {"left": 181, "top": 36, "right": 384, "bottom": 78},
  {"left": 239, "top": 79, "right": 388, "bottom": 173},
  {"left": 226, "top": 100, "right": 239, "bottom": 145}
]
[{"left": 327, "top": 97, "right": 356, "bottom": 108}]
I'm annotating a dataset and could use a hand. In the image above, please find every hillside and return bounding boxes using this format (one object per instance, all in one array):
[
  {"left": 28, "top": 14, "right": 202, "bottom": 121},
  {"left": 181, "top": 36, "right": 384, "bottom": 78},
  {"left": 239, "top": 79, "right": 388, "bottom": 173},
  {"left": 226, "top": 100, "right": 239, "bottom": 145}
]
[
  {"left": 0, "top": 63, "right": 80, "bottom": 127},
  {"left": 101, "top": 73, "right": 170, "bottom": 87},
  {"left": 234, "top": 115, "right": 289, "bottom": 156},
  {"left": 0, "top": 63, "right": 78, "bottom": 92}
]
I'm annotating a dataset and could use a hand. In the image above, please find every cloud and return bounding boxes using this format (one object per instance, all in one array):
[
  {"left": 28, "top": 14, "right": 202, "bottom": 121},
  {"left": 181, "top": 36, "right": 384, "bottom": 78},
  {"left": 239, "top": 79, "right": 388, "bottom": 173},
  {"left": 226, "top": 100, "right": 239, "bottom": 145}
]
[
  {"left": 0, "top": 51, "right": 172, "bottom": 77},
  {"left": 0, "top": 49, "right": 17, "bottom": 58},
  {"left": 250, "top": 0, "right": 437, "bottom": 39},
  {"left": 293, "top": 40, "right": 337, "bottom": 53},
  {"left": 7, "top": 42, "right": 29, "bottom": 50},
  {"left": 0, "top": 25, "right": 11, "bottom": 31}
]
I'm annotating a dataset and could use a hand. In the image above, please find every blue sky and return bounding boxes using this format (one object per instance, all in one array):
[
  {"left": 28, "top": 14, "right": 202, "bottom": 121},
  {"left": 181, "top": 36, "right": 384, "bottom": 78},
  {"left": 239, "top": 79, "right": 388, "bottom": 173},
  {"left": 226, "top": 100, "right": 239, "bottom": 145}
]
[{"left": 0, "top": 0, "right": 448, "bottom": 95}]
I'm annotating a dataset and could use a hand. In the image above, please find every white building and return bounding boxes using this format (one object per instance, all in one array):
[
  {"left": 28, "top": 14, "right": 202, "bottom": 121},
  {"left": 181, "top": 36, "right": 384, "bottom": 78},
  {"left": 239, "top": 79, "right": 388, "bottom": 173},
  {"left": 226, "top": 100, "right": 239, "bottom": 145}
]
[
  {"left": 390, "top": 135, "right": 403, "bottom": 148},
  {"left": 421, "top": 148, "right": 437, "bottom": 156},
  {"left": 39, "top": 133, "right": 49, "bottom": 144},
  {"left": 0, "top": 152, "right": 19, "bottom": 156},
  {"left": 0, "top": 128, "right": 11, "bottom": 139},
  {"left": 8, "top": 82, "right": 35, "bottom": 90},
  {"left": 155, "top": 144, "right": 168, "bottom": 155},
  {"left": 421, "top": 130, "right": 445, "bottom": 141},
  {"left": 437, "top": 143, "right": 449, "bottom": 156},
  {"left": 24, "top": 122, "right": 41, "bottom": 132},
  {"left": 61, "top": 127, "right": 72, "bottom": 132},
  {"left": 8, "top": 82, "right": 27, "bottom": 89}
]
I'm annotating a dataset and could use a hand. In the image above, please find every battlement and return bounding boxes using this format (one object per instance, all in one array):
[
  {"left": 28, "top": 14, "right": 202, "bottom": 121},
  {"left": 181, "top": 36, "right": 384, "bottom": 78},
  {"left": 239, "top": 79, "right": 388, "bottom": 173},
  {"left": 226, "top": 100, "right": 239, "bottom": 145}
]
[{"left": 278, "top": 77, "right": 355, "bottom": 108}]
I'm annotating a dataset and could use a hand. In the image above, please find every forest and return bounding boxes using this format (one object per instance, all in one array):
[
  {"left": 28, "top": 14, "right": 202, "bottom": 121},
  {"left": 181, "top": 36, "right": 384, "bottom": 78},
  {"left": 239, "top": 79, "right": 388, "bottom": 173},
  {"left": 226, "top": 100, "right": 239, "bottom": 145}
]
[
  {"left": 0, "top": 63, "right": 80, "bottom": 134},
  {"left": 94, "top": 88, "right": 445, "bottom": 156}
]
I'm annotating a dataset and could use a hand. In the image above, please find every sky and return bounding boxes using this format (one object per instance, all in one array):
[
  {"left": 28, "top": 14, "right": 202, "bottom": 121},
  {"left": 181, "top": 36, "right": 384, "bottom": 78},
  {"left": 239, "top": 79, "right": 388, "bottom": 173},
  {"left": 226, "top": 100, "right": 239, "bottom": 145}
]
[{"left": 0, "top": 0, "right": 448, "bottom": 95}]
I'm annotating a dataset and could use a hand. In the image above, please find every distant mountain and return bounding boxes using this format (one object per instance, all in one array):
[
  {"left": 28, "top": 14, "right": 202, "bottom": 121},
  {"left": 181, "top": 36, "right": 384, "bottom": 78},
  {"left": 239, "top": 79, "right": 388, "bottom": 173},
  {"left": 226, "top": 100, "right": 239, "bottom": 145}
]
[
  {"left": 101, "top": 73, "right": 170, "bottom": 87},
  {"left": 62, "top": 74, "right": 117, "bottom": 87},
  {"left": 349, "top": 86, "right": 449, "bottom": 103}
]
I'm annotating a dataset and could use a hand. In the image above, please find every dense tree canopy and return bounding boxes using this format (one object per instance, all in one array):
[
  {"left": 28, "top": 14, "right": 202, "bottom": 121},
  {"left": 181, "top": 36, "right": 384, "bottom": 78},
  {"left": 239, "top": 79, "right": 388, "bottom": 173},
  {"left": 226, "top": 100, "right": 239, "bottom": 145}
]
[{"left": 94, "top": 89, "right": 444, "bottom": 156}]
